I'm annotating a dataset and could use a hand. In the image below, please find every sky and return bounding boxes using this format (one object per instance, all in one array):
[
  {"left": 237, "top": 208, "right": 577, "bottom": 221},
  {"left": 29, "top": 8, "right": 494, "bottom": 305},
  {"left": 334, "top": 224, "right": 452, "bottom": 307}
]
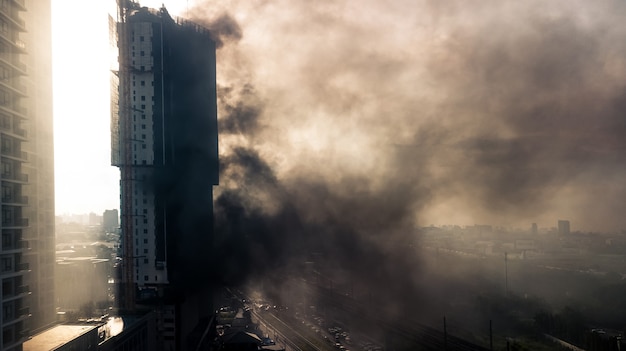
[
  {"left": 51, "top": 0, "right": 188, "bottom": 216},
  {"left": 51, "top": 0, "right": 626, "bottom": 232}
]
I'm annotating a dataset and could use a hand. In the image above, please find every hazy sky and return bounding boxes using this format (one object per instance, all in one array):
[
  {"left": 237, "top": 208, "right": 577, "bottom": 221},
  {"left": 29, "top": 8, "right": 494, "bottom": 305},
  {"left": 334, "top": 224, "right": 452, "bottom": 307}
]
[
  {"left": 52, "top": 0, "right": 626, "bottom": 232},
  {"left": 51, "top": 0, "right": 188, "bottom": 215}
]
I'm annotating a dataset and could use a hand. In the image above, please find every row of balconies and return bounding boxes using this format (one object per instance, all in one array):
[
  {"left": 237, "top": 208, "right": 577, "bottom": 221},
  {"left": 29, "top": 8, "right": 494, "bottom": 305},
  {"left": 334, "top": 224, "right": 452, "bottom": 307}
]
[
  {"left": 0, "top": 54, "right": 26, "bottom": 75},
  {"left": 1, "top": 239, "right": 28, "bottom": 252},
  {"left": 0, "top": 257, "right": 28, "bottom": 273},
  {"left": 1, "top": 279, "right": 29, "bottom": 301},
  {"left": 0, "top": 102, "right": 26, "bottom": 119},
  {"left": 0, "top": 150, "right": 27, "bottom": 161},
  {"left": 0, "top": 0, "right": 25, "bottom": 12},
  {"left": 0, "top": 2, "right": 25, "bottom": 31},
  {"left": 0, "top": 127, "right": 26, "bottom": 141},
  {"left": 1, "top": 195, "right": 27, "bottom": 205},
  {"left": 0, "top": 29, "right": 25, "bottom": 52},
  {"left": 2, "top": 306, "right": 29, "bottom": 324},
  {"left": 1, "top": 172, "right": 27, "bottom": 183},
  {"left": 1, "top": 218, "right": 27, "bottom": 227},
  {"left": 0, "top": 79, "right": 26, "bottom": 97},
  {"left": 2, "top": 322, "right": 29, "bottom": 351}
]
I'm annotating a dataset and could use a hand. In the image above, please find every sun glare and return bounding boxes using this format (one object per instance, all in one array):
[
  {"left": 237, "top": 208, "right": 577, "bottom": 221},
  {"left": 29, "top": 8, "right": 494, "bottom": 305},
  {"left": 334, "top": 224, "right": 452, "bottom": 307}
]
[{"left": 51, "top": 0, "right": 190, "bottom": 215}]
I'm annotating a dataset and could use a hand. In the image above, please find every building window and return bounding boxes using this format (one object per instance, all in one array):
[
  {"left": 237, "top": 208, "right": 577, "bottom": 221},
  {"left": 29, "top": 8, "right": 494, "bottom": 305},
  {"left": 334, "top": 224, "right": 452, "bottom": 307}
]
[
  {"left": 143, "top": 219, "right": 147, "bottom": 224},
  {"left": 1, "top": 161, "right": 12, "bottom": 177},
  {"left": 0, "top": 114, "right": 11, "bottom": 129},
  {"left": 143, "top": 239, "right": 148, "bottom": 244},
  {"left": 2, "top": 232, "right": 12, "bottom": 247},
  {"left": 141, "top": 96, "right": 145, "bottom": 101},
  {"left": 142, "top": 144, "right": 146, "bottom": 149},
  {"left": 143, "top": 229, "right": 148, "bottom": 234},
  {"left": 2, "top": 325, "right": 14, "bottom": 343},
  {"left": 141, "top": 81, "right": 145, "bottom": 86},
  {"left": 1, "top": 257, "right": 12, "bottom": 272},
  {"left": 3, "top": 303, "right": 13, "bottom": 320},
  {"left": 142, "top": 124, "right": 146, "bottom": 129},
  {"left": 140, "top": 36, "right": 144, "bottom": 42},
  {"left": 144, "top": 258, "right": 149, "bottom": 264},
  {"left": 144, "top": 275, "right": 148, "bottom": 281},
  {"left": 143, "top": 249, "right": 148, "bottom": 254}
]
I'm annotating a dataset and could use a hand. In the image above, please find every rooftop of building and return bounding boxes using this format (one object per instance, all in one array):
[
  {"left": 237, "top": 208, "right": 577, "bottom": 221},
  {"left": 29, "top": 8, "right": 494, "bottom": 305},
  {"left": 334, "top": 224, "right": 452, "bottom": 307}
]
[{"left": 23, "top": 324, "right": 100, "bottom": 351}]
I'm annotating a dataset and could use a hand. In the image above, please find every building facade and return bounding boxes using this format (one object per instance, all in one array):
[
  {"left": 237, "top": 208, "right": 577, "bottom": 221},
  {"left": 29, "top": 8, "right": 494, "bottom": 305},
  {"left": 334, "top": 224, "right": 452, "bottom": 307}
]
[
  {"left": 0, "top": 0, "right": 56, "bottom": 349},
  {"left": 558, "top": 220, "right": 571, "bottom": 236},
  {"left": 112, "top": 3, "right": 218, "bottom": 350},
  {"left": 103, "top": 209, "right": 119, "bottom": 232}
]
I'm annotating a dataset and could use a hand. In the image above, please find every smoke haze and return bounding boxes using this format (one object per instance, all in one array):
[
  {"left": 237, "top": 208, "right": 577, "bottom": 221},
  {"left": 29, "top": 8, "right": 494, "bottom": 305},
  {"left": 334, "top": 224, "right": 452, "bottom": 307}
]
[
  {"left": 189, "top": 0, "right": 626, "bottom": 235},
  {"left": 179, "top": 0, "right": 626, "bottom": 330}
]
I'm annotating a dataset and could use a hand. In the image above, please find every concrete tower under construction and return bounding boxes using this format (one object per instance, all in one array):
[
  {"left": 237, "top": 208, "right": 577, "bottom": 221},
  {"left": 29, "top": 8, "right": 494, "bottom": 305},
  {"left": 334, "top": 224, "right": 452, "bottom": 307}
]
[{"left": 112, "top": 2, "right": 218, "bottom": 350}]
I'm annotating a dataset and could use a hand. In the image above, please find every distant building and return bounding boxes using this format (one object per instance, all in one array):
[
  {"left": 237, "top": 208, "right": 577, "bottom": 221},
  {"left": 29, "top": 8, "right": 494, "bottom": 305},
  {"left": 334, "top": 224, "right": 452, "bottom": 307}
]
[
  {"left": 23, "top": 324, "right": 101, "bottom": 351},
  {"left": 558, "top": 220, "right": 571, "bottom": 236},
  {"left": 98, "top": 313, "right": 157, "bottom": 351},
  {"left": 103, "top": 209, "right": 119, "bottom": 231},
  {"left": 89, "top": 212, "right": 103, "bottom": 226},
  {"left": 112, "top": 3, "right": 218, "bottom": 350},
  {"left": 55, "top": 257, "right": 111, "bottom": 313},
  {"left": 25, "top": 314, "right": 158, "bottom": 351},
  {"left": 531, "top": 223, "right": 538, "bottom": 235}
]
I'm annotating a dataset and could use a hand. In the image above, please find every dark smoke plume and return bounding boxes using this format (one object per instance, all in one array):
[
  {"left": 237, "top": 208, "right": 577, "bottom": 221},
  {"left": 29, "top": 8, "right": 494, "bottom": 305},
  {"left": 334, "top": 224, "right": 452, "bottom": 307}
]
[
  {"left": 190, "top": 0, "right": 626, "bottom": 320},
  {"left": 196, "top": 13, "right": 242, "bottom": 49}
]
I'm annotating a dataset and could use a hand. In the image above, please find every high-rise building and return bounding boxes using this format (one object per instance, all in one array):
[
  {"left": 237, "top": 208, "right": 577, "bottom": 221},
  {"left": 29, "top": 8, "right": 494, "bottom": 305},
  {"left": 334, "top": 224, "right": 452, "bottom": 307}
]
[
  {"left": 0, "top": 0, "right": 56, "bottom": 349},
  {"left": 103, "top": 209, "right": 119, "bottom": 232},
  {"left": 112, "top": 2, "right": 218, "bottom": 350},
  {"left": 558, "top": 220, "right": 570, "bottom": 236}
]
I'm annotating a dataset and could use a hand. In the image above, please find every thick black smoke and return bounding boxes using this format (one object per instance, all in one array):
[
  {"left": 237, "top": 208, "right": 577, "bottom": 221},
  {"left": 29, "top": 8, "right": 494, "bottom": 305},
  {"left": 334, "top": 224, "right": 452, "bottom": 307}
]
[
  {"left": 189, "top": 0, "right": 626, "bottom": 319},
  {"left": 199, "top": 13, "right": 242, "bottom": 49}
]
